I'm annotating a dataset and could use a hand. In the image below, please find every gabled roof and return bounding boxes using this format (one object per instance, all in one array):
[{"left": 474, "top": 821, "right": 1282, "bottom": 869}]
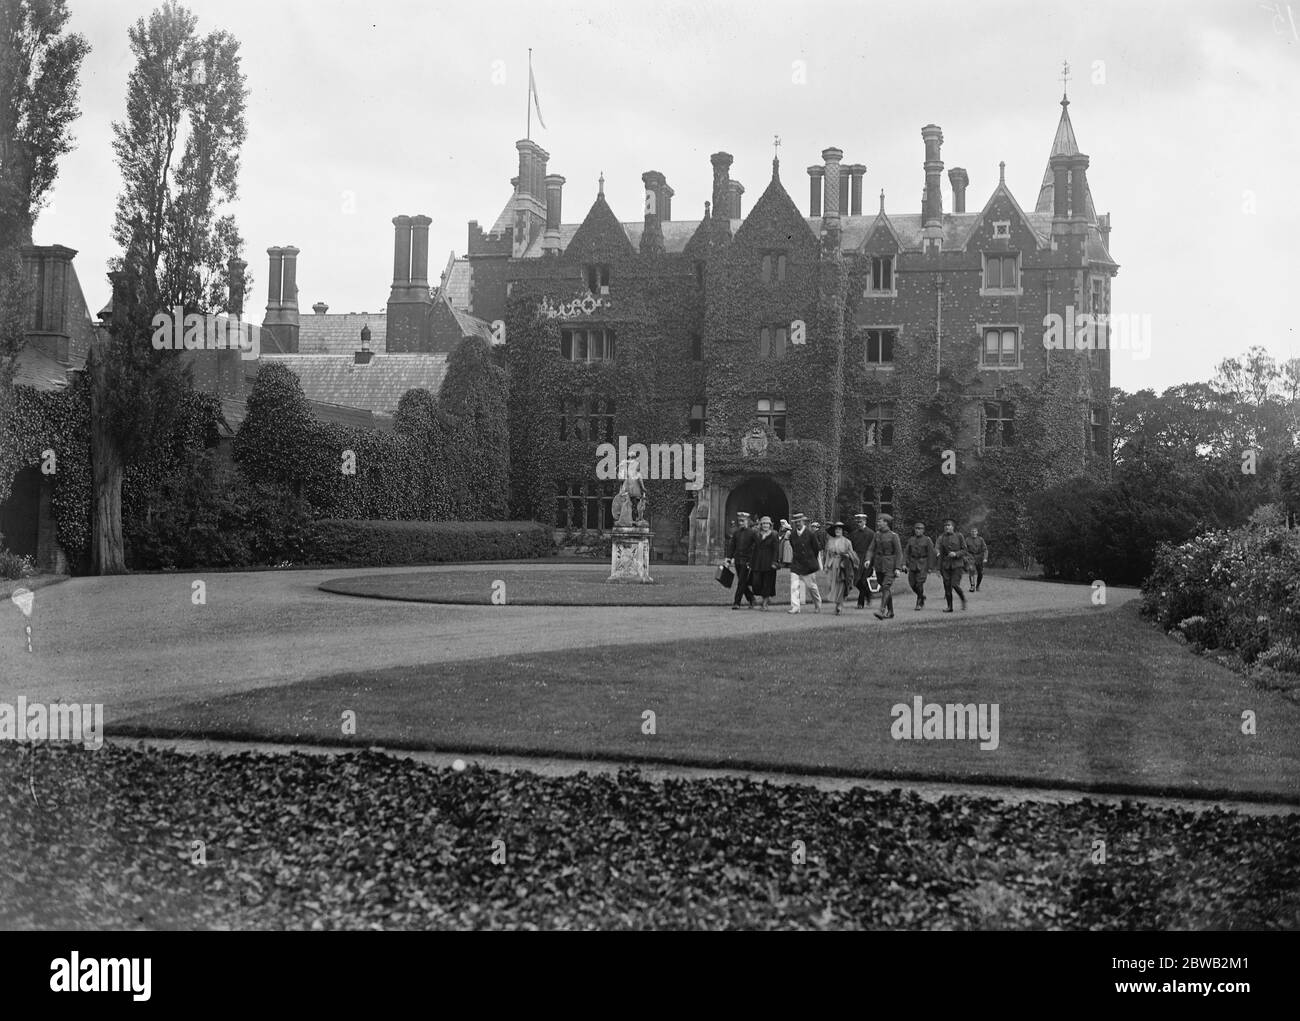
[
  {"left": 855, "top": 200, "right": 905, "bottom": 253},
  {"left": 1034, "top": 96, "right": 1097, "bottom": 221},
  {"left": 260, "top": 353, "right": 448, "bottom": 416},
  {"left": 733, "top": 160, "right": 820, "bottom": 248},
  {"left": 564, "top": 191, "right": 637, "bottom": 261},
  {"left": 966, "top": 175, "right": 1050, "bottom": 250}
]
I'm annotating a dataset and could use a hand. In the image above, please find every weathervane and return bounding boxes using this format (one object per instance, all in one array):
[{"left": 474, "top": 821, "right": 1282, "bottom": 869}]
[
  {"left": 773, "top": 134, "right": 781, "bottom": 157},
  {"left": 1060, "top": 59, "right": 1071, "bottom": 103}
]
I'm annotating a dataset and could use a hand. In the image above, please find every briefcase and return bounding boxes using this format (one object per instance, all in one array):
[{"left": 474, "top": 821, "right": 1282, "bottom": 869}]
[{"left": 716, "top": 563, "right": 735, "bottom": 588}]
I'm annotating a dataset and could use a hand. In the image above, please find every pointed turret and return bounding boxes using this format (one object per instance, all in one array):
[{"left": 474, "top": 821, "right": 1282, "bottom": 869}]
[{"left": 1034, "top": 91, "right": 1097, "bottom": 221}]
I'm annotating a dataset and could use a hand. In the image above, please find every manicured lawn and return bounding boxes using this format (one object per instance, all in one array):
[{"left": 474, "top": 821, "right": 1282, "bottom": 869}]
[
  {"left": 113, "top": 606, "right": 1300, "bottom": 802},
  {"left": 3, "top": 744, "right": 1295, "bottom": 930}
]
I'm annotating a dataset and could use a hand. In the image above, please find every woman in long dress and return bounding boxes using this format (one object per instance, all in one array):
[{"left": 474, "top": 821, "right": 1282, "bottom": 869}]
[
  {"left": 822, "top": 521, "right": 860, "bottom": 616},
  {"left": 750, "top": 516, "right": 780, "bottom": 610}
]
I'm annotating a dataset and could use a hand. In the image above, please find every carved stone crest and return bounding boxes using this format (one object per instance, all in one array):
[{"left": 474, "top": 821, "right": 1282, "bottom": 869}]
[{"left": 741, "top": 428, "right": 769, "bottom": 458}]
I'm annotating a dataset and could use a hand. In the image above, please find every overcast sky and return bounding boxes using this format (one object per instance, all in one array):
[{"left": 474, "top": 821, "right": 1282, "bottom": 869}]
[{"left": 34, "top": 0, "right": 1300, "bottom": 393}]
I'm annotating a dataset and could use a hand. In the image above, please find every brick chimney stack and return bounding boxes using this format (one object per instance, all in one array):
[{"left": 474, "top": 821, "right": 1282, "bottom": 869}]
[
  {"left": 513, "top": 140, "right": 549, "bottom": 257},
  {"left": 544, "top": 173, "right": 565, "bottom": 254},
  {"left": 262, "top": 246, "right": 299, "bottom": 352},
  {"left": 821, "top": 147, "right": 843, "bottom": 227},
  {"left": 386, "top": 214, "right": 434, "bottom": 352},
  {"left": 227, "top": 257, "right": 246, "bottom": 318},
  {"left": 921, "top": 125, "right": 944, "bottom": 227},
  {"left": 409, "top": 215, "right": 432, "bottom": 292},
  {"left": 948, "top": 168, "right": 969, "bottom": 214},
  {"left": 265, "top": 247, "right": 283, "bottom": 313},
  {"left": 807, "top": 165, "right": 824, "bottom": 217},
  {"left": 847, "top": 164, "right": 866, "bottom": 216},
  {"left": 1069, "top": 153, "right": 1091, "bottom": 222},
  {"left": 391, "top": 215, "right": 412, "bottom": 295},
  {"left": 710, "top": 152, "right": 733, "bottom": 222},
  {"left": 641, "top": 170, "right": 667, "bottom": 255},
  {"left": 726, "top": 179, "right": 745, "bottom": 220}
]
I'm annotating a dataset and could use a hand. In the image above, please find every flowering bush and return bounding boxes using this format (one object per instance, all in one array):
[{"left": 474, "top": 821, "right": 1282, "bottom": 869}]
[
  {"left": 1141, "top": 525, "right": 1300, "bottom": 666},
  {"left": 0, "top": 549, "right": 36, "bottom": 580}
]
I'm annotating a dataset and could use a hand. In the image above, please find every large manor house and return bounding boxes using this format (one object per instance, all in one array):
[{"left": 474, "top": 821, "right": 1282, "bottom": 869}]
[{"left": 9, "top": 89, "right": 1116, "bottom": 567}]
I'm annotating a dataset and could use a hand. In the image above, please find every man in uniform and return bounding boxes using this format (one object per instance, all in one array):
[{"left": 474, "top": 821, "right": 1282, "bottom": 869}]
[
  {"left": 787, "top": 512, "right": 824, "bottom": 614},
  {"left": 726, "top": 511, "right": 758, "bottom": 610},
  {"left": 851, "top": 512, "right": 875, "bottom": 608},
  {"left": 866, "top": 514, "right": 904, "bottom": 620},
  {"left": 935, "top": 518, "right": 968, "bottom": 612},
  {"left": 903, "top": 520, "right": 937, "bottom": 610},
  {"left": 967, "top": 526, "right": 988, "bottom": 592}
]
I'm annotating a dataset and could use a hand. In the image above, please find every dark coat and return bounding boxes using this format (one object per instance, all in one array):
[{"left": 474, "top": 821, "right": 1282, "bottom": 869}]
[
  {"left": 727, "top": 525, "right": 758, "bottom": 561},
  {"left": 936, "top": 532, "right": 968, "bottom": 573},
  {"left": 788, "top": 526, "right": 823, "bottom": 575},
  {"left": 866, "top": 529, "right": 904, "bottom": 573},
  {"left": 752, "top": 531, "right": 780, "bottom": 573},
  {"left": 967, "top": 535, "right": 988, "bottom": 561},
  {"left": 904, "top": 534, "right": 937, "bottom": 571},
  {"left": 851, "top": 525, "right": 875, "bottom": 580}
]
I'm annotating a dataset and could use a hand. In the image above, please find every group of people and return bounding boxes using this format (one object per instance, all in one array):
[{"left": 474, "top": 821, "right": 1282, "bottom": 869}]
[{"left": 724, "top": 511, "right": 988, "bottom": 618}]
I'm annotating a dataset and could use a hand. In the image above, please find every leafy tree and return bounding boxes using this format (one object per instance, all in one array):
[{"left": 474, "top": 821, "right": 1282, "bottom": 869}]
[
  {"left": 92, "top": 2, "right": 248, "bottom": 573},
  {"left": 0, "top": 0, "right": 88, "bottom": 505},
  {"left": 0, "top": 0, "right": 90, "bottom": 250}
]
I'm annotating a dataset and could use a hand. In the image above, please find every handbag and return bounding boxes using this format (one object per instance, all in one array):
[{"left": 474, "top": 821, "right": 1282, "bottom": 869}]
[{"left": 716, "top": 562, "right": 735, "bottom": 588}]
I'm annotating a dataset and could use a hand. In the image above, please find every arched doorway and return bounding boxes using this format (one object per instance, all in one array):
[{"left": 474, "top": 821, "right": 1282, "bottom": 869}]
[
  {"left": 724, "top": 475, "right": 790, "bottom": 531},
  {"left": 0, "top": 465, "right": 40, "bottom": 558}
]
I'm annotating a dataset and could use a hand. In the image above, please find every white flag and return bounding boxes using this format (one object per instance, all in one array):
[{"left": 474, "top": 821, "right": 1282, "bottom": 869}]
[{"left": 529, "top": 65, "right": 546, "bottom": 130}]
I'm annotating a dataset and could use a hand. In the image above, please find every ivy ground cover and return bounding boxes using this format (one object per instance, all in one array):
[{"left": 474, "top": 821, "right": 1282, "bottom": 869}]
[{"left": 2, "top": 744, "right": 1294, "bottom": 930}]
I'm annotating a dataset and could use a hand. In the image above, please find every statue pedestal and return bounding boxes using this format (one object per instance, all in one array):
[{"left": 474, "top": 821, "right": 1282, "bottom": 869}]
[{"left": 607, "top": 526, "right": 655, "bottom": 584}]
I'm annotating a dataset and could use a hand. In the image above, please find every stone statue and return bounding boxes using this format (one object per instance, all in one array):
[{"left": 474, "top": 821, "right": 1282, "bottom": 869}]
[{"left": 611, "top": 456, "right": 649, "bottom": 527}]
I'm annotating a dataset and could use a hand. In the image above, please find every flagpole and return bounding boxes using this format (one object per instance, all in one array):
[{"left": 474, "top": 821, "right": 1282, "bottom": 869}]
[{"left": 527, "top": 48, "right": 532, "bottom": 140}]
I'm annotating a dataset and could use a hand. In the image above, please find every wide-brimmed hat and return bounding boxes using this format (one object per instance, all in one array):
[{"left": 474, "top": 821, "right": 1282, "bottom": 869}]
[
  {"left": 736, "top": 511, "right": 751, "bottom": 519},
  {"left": 826, "top": 521, "right": 846, "bottom": 535},
  {"left": 779, "top": 519, "right": 791, "bottom": 530},
  {"left": 791, "top": 512, "right": 807, "bottom": 522},
  {"left": 853, "top": 512, "right": 868, "bottom": 520}
]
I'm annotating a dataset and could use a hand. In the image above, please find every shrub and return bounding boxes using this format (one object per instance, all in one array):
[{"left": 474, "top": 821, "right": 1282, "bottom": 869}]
[
  {"left": 125, "top": 450, "right": 314, "bottom": 570},
  {"left": 0, "top": 549, "right": 35, "bottom": 580},
  {"left": 305, "top": 520, "right": 555, "bottom": 567},
  {"left": 1256, "top": 639, "right": 1300, "bottom": 676},
  {"left": 1141, "top": 525, "right": 1300, "bottom": 662}
]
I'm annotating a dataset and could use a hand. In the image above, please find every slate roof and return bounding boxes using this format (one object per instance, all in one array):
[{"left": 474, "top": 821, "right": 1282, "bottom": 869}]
[
  {"left": 439, "top": 255, "right": 473, "bottom": 309},
  {"left": 260, "top": 353, "right": 447, "bottom": 417},
  {"left": 1034, "top": 97, "right": 1098, "bottom": 221},
  {"left": 12, "top": 344, "right": 77, "bottom": 391},
  {"left": 219, "top": 395, "right": 376, "bottom": 435},
  {"left": 298, "top": 312, "right": 387, "bottom": 355},
  {"left": 447, "top": 301, "right": 493, "bottom": 341}
]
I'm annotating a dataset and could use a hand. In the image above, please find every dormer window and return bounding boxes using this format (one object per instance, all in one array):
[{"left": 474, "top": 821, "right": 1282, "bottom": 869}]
[
  {"left": 867, "top": 256, "right": 895, "bottom": 294},
  {"left": 981, "top": 253, "right": 1020, "bottom": 295},
  {"left": 760, "top": 251, "right": 788, "bottom": 284},
  {"left": 584, "top": 264, "right": 611, "bottom": 295}
]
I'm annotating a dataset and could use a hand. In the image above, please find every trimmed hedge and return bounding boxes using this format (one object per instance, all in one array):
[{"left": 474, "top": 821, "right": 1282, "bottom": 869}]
[{"left": 306, "top": 519, "right": 555, "bottom": 567}]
